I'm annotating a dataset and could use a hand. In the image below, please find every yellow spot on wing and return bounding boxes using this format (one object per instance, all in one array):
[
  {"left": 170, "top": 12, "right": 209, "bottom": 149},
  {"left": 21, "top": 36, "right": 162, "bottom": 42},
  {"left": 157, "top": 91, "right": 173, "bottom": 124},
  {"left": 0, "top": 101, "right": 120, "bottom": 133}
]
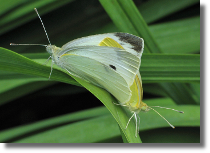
[
  {"left": 60, "top": 53, "right": 78, "bottom": 57},
  {"left": 99, "top": 37, "right": 124, "bottom": 49}
]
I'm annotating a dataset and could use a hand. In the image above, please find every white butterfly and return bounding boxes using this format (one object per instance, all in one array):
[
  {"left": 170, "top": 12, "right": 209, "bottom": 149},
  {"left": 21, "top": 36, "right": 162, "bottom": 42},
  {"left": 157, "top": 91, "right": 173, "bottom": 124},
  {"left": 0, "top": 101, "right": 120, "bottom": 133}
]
[{"left": 47, "top": 32, "right": 143, "bottom": 104}]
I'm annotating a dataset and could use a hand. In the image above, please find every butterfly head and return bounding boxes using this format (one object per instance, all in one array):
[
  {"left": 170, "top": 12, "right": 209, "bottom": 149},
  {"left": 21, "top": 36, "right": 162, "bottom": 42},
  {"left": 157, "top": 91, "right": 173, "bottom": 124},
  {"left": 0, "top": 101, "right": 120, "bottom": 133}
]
[
  {"left": 46, "top": 45, "right": 61, "bottom": 55},
  {"left": 140, "top": 101, "right": 150, "bottom": 112}
]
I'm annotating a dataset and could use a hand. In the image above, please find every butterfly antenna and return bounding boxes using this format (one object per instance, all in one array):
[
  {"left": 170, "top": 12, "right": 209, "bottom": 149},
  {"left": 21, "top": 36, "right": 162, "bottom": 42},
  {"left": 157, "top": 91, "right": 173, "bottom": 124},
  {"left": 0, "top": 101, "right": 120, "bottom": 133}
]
[
  {"left": 10, "top": 8, "right": 50, "bottom": 47},
  {"left": 149, "top": 106, "right": 184, "bottom": 129},
  {"left": 10, "top": 43, "right": 47, "bottom": 46},
  {"left": 149, "top": 107, "right": 175, "bottom": 129},
  {"left": 149, "top": 106, "right": 184, "bottom": 128},
  {"left": 34, "top": 8, "right": 51, "bottom": 45},
  {"left": 150, "top": 106, "right": 184, "bottom": 113}
]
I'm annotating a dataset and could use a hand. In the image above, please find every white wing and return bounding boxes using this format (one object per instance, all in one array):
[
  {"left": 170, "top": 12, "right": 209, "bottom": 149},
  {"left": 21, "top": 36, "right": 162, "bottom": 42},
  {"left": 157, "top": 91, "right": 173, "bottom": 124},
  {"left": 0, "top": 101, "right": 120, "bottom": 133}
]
[
  {"left": 53, "top": 33, "right": 144, "bottom": 103},
  {"left": 61, "top": 33, "right": 144, "bottom": 59},
  {"left": 57, "top": 46, "right": 140, "bottom": 103},
  {"left": 57, "top": 46, "right": 140, "bottom": 87}
]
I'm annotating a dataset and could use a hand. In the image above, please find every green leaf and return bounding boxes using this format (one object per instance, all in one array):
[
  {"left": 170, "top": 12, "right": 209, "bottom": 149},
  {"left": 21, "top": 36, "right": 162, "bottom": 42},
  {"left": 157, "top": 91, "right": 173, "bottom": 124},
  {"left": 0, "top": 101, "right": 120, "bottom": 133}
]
[
  {"left": 0, "top": 106, "right": 109, "bottom": 142},
  {"left": 141, "top": 54, "right": 200, "bottom": 83},
  {"left": 0, "top": 98, "right": 199, "bottom": 143},
  {"left": 0, "top": 78, "right": 56, "bottom": 106},
  {"left": 0, "top": 47, "right": 79, "bottom": 86},
  {"left": 150, "top": 16, "right": 200, "bottom": 54},
  {"left": 139, "top": 0, "right": 199, "bottom": 23}
]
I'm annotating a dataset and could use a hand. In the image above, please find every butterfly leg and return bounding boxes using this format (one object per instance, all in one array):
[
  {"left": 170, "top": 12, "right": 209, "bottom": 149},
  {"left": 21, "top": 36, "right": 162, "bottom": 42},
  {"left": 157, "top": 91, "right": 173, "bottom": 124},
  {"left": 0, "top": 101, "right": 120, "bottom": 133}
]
[
  {"left": 134, "top": 113, "right": 138, "bottom": 137},
  {"left": 137, "top": 115, "right": 140, "bottom": 135},
  {"left": 112, "top": 101, "right": 127, "bottom": 106},
  {"left": 42, "top": 56, "right": 51, "bottom": 65},
  {"left": 48, "top": 60, "right": 54, "bottom": 80},
  {"left": 125, "top": 113, "right": 135, "bottom": 130}
]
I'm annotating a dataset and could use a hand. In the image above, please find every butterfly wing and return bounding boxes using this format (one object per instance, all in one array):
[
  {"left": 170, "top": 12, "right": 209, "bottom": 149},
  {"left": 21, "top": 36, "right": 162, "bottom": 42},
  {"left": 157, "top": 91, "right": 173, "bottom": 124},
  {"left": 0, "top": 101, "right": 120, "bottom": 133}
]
[
  {"left": 57, "top": 33, "right": 144, "bottom": 104},
  {"left": 58, "top": 46, "right": 133, "bottom": 103},
  {"left": 61, "top": 33, "right": 144, "bottom": 58}
]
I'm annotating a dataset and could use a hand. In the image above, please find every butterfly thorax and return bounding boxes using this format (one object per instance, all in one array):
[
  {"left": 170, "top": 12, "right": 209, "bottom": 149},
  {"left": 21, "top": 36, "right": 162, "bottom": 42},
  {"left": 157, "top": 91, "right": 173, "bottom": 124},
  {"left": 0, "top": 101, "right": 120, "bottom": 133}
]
[
  {"left": 46, "top": 45, "right": 63, "bottom": 64},
  {"left": 46, "top": 45, "right": 62, "bottom": 54},
  {"left": 126, "top": 101, "right": 150, "bottom": 114},
  {"left": 139, "top": 101, "right": 150, "bottom": 112}
]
